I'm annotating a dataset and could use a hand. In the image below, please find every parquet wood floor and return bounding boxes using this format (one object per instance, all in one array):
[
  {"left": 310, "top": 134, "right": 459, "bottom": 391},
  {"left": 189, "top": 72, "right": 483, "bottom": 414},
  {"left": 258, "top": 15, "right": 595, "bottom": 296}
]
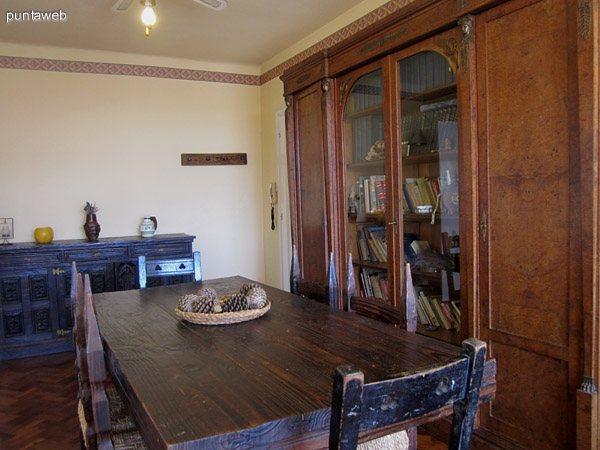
[
  {"left": 0, "top": 351, "right": 79, "bottom": 450},
  {"left": 0, "top": 351, "right": 447, "bottom": 450}
]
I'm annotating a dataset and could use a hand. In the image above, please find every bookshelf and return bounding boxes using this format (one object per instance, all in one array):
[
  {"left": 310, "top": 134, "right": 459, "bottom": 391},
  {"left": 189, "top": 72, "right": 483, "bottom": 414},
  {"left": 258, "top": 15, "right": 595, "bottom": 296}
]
[
  {"left": 400, "top": 51, "right": 460, "bottom": 342},
  {"left": 340, "top": 51, "right": 461, "bottom": 341},
  {"left": 282, "top": 1, "right": 598, "bottom": 446},
  {"left": 343, "top": 68, "right": 389, "bottom": 303}
]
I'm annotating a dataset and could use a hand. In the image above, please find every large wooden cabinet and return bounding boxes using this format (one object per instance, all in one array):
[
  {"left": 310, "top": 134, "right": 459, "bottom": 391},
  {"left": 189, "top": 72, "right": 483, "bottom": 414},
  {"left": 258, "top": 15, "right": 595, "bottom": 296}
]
[
  {"left": 281, "top": 0, "right": 599, "bottom": 448},
  {"left": 0, "top": 233, "right": 195, "bottom": 360}
]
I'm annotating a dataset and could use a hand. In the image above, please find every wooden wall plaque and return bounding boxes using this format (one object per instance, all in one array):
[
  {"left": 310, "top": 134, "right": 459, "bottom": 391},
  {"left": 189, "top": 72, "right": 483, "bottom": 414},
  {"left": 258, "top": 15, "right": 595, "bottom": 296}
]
[{"left": 181, "top": 153, "right": 247, "bottom": 166}]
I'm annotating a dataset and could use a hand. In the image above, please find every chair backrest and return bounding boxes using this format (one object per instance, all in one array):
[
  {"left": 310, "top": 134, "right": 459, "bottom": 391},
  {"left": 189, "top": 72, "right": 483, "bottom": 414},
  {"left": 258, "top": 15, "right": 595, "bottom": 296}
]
[
  {"left": 290, "top": 244, "right": 338, "bottom": 307},
  {"left": 74, "top": 268, "right": 95, "bottom": 448},
  {"left": 138, "top": 251, "right": 202, "bottom": 289},
  {"left": 83, "top": 274, "right": 114, "bottom": 449},
  {"left": 71, "top": 262, "right": 85, "bottom": 348},
  {"left": 345, "top": 255, "right": 417, "bottom": 330},
  {"left": 329, "top": 338, "right": 487, "bottom": 450},
  {"left": 74, "top": 274, "right": 102, "bottom": 449}
]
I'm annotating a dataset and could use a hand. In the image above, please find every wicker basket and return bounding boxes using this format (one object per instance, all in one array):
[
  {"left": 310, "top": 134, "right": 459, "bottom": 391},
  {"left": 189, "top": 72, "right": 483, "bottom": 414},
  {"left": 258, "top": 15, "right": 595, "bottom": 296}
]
[{"left": 175, "top": 300, "right": 271, "bottom": 325}]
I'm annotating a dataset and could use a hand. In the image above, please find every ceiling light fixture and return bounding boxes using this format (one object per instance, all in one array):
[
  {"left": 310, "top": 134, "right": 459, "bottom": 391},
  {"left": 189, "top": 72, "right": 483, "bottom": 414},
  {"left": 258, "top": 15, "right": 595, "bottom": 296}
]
[{"left": 141, "top": 0, "right": 156, "bottom": 36}]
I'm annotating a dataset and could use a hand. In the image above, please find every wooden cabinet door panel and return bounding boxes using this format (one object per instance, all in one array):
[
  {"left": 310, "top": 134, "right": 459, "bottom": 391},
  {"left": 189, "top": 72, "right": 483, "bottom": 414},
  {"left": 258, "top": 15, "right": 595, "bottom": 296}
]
[
  {"left": 0, "top": 267, "right": 57, "bottom": 344},
  {"left": 290, "top": 83, "right": 329, "bottom": 286},
  {"left": 476, "top": 0, "right": 581, "bottom": 447}
]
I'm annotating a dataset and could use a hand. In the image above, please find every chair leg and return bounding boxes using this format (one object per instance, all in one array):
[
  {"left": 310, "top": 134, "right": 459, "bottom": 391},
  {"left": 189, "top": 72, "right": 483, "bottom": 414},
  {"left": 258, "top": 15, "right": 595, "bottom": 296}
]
[{"left": 407, "top": 427, "right": 418, "bottom": 450}]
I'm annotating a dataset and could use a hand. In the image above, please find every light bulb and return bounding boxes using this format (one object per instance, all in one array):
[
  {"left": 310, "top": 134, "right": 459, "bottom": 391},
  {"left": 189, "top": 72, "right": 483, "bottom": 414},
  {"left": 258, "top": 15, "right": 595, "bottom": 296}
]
[{"left": 141, "top": 1, "right": 156, "bottom": 27}]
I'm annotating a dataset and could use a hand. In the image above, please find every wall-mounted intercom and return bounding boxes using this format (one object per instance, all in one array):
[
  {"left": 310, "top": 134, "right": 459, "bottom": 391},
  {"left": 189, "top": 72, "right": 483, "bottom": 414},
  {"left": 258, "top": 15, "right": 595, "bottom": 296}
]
[{"left": 269, "top": 183, "right": 278, "bottom": 230}]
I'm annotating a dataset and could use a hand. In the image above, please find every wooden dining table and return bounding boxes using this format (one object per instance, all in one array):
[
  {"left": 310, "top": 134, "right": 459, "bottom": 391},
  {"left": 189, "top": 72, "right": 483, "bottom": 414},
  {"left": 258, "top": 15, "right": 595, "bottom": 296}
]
[{"left": 93, "top": 276, "right": 495, "bottom": 449}]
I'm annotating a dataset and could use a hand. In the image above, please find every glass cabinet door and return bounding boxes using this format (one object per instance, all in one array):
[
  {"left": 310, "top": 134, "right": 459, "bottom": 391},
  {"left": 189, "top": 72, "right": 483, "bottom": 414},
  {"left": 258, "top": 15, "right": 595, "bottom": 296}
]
[
  {"left": 342, "top": 68, "right": 389, "bottom": 302},
  {"left": 398, "top": 50, "right": 461, "bottom": 342}
]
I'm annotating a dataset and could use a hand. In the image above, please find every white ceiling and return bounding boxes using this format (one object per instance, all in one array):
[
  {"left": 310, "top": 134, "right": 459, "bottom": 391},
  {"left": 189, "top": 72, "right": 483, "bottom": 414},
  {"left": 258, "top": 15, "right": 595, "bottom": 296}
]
[{"left": 0, "top": 0, "right": 369, "bottom": 67}]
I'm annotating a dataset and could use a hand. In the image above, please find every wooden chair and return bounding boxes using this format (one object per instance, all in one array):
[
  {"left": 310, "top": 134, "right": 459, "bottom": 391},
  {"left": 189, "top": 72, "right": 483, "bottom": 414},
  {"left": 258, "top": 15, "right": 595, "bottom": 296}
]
[
  {"left": 291, "top": 244, "right": 338, "bottom": 307},
  {"left": 138, "top": 251, "right": 202, "bottom": 289},
  {"left": 345, "top": 254, "right": 417, "bottom": 331},
  {"left": 71, "top": 262, "right": 85, "bottom": 362},
  {"left": 75, "top": 272, "right": 146, "bottom": 449},
  {"left": 329, "top": 338, "right": 487, "bottom": 450},
  {"left": 344, "top": 257, "right": 418, "bottom": 448}
]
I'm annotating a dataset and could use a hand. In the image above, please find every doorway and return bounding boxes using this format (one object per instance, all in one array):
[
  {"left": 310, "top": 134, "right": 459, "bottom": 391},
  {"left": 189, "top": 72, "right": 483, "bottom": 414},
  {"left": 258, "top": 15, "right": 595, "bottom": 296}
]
[{"left": 276, "top": 108, "right": 291, "bottom": 291}]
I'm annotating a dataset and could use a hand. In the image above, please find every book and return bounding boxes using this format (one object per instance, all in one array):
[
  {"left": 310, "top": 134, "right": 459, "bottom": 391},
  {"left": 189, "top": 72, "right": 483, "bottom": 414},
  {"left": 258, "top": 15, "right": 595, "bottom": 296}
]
[
  {"left": 359, "top": 271, "right": 372, "bottom": 297},
  {"left": 440, "top": 301, "right": 458, "bottom": 329},
  {"left": 438, "top": 301, "right": 456, "bottom": 329},
  {"left": 410, "top": 240, "right": 431, "bottom": 255},
  {"left": 405, "top": 178, "right": 425, "bottom": 208},
  {"left": 378, "top": 275, "right": 389, "bottom": 299},
  {"left": 416, "top": 295, "right": 431, "bottom": 326},
  {"left": 357, "top": 226, "right": 375, "bottom": 261},
  {"left": 370, "top": 180, "right": 377, "bottom": 212},
  {"left": 416, "top": 177, "right": 434, "bottom": 206},
  {"left": 356, "top": 229, "right": 370, "bottom": 261},
  {"left": 428, "top": 295, "right": 449, "bottom": 329},
  {"left": 450, "top": 300, "right": 461, "bottom": 330},
  {"left": 419, "top": 291, "right": 440, "bottom": 327},
  {"left": 363, "top": 178, "right": 371, "bottom": 213},
  {"left": 402, "top": 184, "right": 414, "bottom": 212},
  {"left": 365, "top": 227, "right": 387, "bottom": 263},
  {"left": 373, "top": 177, "right": 387, "bottom": 211},
  {"left": 358, "top": 176, "right": 368, "bottom": 213},
  {"left": 370, "top": 274, "right": 383, "bottom": 298}
]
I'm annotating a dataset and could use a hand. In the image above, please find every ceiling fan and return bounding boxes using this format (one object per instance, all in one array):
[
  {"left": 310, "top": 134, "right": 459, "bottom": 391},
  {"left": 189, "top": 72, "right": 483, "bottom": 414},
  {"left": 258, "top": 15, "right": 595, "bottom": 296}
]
[
  {"left": 113, "top": 0, "right": 227, "bottom": 35},
  {"left": 112, "top": 0, "right": 228, "bottom": 13}
]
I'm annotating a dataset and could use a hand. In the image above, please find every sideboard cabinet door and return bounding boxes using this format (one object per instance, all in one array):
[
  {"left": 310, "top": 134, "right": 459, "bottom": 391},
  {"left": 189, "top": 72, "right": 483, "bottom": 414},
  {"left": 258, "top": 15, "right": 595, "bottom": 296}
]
[{"left": 0, "top": 267, "right": 58, "bottom": 354}]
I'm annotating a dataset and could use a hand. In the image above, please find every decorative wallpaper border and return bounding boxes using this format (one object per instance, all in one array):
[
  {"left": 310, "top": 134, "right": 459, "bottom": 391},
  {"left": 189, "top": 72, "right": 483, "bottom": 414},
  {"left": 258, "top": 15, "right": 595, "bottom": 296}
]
[
  {"left": 0, "top": 55, "right": 260, "bottom": 85},
  {"left": 0, "top": 0, "right": 412, "bottom": 86}
]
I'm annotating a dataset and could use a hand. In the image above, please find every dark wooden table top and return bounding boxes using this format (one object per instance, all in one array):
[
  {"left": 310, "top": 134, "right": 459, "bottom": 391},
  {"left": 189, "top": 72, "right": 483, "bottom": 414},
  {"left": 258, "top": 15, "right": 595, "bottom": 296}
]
[{"left": 93, "top": 276, "right": 474, "bottom": 449}]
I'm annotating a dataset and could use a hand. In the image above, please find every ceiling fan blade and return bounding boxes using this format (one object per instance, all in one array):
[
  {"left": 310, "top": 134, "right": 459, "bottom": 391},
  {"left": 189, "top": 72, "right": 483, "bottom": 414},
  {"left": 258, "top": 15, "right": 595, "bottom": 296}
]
[
  {"left": 191, "top": 0, "right": 228, "bottom": 11},
  {"left": 112, "top": 0, "right": 134, "bottom": 12}
]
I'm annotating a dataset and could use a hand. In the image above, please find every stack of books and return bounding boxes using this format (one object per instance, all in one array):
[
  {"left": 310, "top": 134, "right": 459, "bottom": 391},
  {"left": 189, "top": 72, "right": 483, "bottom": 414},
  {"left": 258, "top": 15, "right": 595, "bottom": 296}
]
[
  {"left": 357, "top": 226, "right": 387, "bottom": 263},
  {"left": 359, "top": 269, "right": 388, "bottom": 299},
  {"left": 414, "top": 286, "right": 460, "bottom": 330},
  {"left": 358, "top": 175, "right": 386, "bottom": 213}
]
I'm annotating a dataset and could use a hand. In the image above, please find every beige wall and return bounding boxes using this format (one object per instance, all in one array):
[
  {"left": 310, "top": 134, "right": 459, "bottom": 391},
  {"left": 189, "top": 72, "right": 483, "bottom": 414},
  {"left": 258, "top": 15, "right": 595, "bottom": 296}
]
[
  {"left": 0, "top": 44, "right": 264, "bottom": 281},
  {"left": 259, "top": 0, "right": 390, "bottom": 289}
]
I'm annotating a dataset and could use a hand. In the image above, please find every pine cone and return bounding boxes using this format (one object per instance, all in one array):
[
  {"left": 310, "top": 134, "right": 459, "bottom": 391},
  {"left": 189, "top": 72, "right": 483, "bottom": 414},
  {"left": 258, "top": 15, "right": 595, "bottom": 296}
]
[
  {"left": 239, "top": 282, "right": 261, "bottom": 296},
  {"left": 191, "top": 295, "right": 222, "bottom": 314},
  {"left": 178, "top": 294, "right": 198, "bottom": 312},
  {"left": 196, "top": 287, "right": 217, "bottom": 300},
  {"left": 245, "top": 287, "right": 267, "bottom": 309},
  {"left": 221, "top": 294, "right": 249, "bottom": 312}
]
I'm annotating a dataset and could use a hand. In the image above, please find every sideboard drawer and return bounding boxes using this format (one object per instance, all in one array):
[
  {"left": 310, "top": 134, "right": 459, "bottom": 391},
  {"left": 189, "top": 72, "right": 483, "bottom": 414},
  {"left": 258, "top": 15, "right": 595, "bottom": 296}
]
[
  {"left": 131, "top": 242, "right": 191, "bottom": 258},
  {"left": 0, "top": 251, "right": 60, "bottom": 267},
  {"left": 64, "top": 247, "right": 129, "bottom": 262}
]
